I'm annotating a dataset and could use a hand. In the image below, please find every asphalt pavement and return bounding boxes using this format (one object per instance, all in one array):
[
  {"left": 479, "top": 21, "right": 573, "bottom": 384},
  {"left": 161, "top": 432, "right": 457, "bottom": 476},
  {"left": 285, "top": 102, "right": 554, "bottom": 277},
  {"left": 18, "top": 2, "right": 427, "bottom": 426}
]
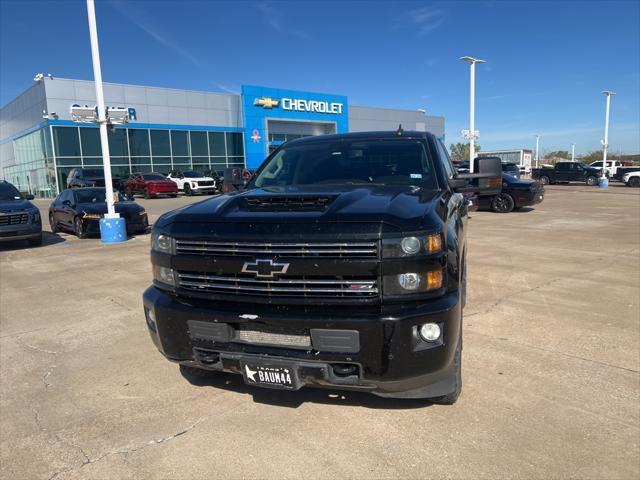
[{"left": 1, "top": 185, "right": 638, "bottom": 479}]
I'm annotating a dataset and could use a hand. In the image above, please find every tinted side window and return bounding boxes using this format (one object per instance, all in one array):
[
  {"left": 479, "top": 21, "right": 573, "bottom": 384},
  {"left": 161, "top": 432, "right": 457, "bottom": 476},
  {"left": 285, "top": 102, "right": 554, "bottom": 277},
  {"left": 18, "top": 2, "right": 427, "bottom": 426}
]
[
  {"left": 436, "top": 140, "right": 455, "bottom": 178},
  {"left": 557, "top": 163, "right": 569, "bottom": 171}
]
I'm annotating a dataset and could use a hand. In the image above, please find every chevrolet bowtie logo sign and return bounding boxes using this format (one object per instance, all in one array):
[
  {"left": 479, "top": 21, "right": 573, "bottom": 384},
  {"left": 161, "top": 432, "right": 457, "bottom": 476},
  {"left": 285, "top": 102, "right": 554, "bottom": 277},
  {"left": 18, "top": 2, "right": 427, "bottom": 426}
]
[
  {"left": 241, "top": 259, "right": 290, "bottom": 278},
  {"left": 254, "top": 97, "right": 280, "bottom": 109}
]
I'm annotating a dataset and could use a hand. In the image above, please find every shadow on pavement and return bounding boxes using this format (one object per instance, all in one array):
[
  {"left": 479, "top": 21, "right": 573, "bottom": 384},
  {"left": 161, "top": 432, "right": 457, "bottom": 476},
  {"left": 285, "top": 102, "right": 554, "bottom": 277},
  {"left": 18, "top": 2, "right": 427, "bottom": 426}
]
[
  {"left": 180, "top": 367, "right": 435, "bottom": 410},
  {"left": 0, "top": 231, "right": 66, "bottom": 251}
]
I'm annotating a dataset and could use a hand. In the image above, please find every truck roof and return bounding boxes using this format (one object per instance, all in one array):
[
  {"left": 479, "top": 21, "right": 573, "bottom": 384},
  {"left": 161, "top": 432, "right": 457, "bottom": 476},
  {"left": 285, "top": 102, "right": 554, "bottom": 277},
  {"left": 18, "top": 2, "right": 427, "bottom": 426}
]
[{"left": 285, "top": 130, "right": 434, "bottom": 146}]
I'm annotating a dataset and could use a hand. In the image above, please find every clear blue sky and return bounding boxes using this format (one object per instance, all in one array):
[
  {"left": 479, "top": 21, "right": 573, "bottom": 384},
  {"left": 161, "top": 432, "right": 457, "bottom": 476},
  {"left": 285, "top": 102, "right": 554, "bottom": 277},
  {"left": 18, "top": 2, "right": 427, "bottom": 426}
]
[{"left": 1, "top": 0, "right": 638, "bottom": 154}]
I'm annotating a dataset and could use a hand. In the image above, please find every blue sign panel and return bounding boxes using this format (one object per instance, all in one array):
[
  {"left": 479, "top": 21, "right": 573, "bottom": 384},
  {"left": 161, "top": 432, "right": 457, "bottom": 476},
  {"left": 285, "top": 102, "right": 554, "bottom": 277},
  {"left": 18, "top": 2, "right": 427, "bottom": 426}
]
[{"left": 242, "top": 85, "right": 348, "bottom": 169}]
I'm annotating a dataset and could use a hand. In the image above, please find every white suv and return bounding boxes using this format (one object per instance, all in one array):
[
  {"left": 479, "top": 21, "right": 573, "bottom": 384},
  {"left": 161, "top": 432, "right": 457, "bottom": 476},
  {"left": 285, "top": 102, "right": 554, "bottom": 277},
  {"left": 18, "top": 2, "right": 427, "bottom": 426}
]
[
  {"left": 623, "top": 171, "right": 640, "bottom": 188},
  {"left": 167, "top": 170, "right": 219, "bottom": 196}
]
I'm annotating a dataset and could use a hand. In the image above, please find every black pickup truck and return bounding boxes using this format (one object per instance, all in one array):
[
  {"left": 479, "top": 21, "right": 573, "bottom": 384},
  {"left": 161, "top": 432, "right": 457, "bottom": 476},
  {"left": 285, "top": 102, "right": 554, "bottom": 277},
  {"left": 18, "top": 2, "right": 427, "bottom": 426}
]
[
  {"left": 143, "top": 131, "right": 500, "bottom": 404},
  {"left": 532, "top": 162, "right": 601, "bottom": 186}
]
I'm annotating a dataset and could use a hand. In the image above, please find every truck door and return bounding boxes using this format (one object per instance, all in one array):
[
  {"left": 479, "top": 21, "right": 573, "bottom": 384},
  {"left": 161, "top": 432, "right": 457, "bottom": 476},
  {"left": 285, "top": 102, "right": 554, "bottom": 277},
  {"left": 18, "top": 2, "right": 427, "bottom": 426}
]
[{"left": 555, "top": 163, "right": 571, "bottom": 181}]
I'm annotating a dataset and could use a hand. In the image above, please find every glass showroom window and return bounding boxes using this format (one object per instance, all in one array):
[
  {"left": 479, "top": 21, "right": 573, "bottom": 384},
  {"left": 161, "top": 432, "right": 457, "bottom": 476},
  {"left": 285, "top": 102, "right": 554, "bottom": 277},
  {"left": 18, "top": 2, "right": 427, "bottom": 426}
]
[
  {"left": 150, "top": 130, "right": 170, "bottom": 157},
  {"left": 128, "top": 129, "right": 151, "bottom": 157},
  {"left": 53, "top": 126, "right": 81, "bottom": 157},
  {"left": 80, "top": 127, "right": 102, "bottom": 157}
]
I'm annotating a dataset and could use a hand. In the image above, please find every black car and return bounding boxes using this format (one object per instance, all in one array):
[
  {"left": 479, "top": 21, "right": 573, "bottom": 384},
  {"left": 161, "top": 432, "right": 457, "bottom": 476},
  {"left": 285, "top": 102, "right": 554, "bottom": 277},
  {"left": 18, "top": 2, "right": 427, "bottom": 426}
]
[
  {"left": 479, "top": 173, "right": 545, "bottom": 213},
  {"left": 143, "top": 131, "right": 502, "bottom": 404},
  {"left": 49, "top": 188, "right": 148, "bottom": 238},
  {"left": 0, "top": 180, "right": 42, "bottom": 246}
]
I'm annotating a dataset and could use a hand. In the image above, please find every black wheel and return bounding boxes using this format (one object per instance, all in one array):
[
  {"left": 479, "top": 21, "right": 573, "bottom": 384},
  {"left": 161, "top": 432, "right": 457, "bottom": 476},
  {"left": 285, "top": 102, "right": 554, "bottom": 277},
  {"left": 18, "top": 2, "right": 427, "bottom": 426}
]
[
  {"left": 170, "top": 194, "right": 178, "bottom": 198},
  {"left": 144, "top": 188, "right": 151, "bottom": 199},
  {"left": 74, "top": 216, "right": 87, "bottom": 239},
  {"left": 28, "top": 234, "right": 43, "bottom": 246},
  {"left": 491, "top": 193, "right": 515, "bottom": 213},
  {"left": 586, "top": 176, "right": 597, "bottom": 186},
  {"left": 179, "top": 364, "right": 217, "bottom": 379},
  {"left": 539, "top": 175, "right": 550, "bottom": 185},
  {"left": 628, "top": 177, "right": 640, "bottom": 188},
  {"left": 49, "top": 213, "right": 59, "bottom": 233},
  {"left": 184, "top": 184, "right": 192, "bottom": 196},
  {"left": 430, "top": 336, "right": 462, "bottom": 405}
]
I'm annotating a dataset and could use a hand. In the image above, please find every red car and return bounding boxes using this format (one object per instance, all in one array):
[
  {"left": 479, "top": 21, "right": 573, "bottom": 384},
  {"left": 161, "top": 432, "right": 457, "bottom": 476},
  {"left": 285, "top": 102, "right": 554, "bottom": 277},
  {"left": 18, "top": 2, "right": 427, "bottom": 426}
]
[{"left": 125, "top": 172, "right": 178, "bottom": 199}]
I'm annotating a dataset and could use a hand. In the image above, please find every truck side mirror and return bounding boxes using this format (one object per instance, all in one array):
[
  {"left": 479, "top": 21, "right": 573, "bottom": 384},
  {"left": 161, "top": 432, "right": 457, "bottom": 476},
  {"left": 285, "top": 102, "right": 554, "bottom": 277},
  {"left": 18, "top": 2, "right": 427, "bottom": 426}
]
[{"left": 451, "top": 156, "right": 502, "bottom": 195}]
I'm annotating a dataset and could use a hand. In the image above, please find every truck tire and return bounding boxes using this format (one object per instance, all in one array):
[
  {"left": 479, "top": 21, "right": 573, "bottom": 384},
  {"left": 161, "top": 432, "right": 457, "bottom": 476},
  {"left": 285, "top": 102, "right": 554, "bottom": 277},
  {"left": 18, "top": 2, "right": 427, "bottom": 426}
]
[
  {"left": 628, "top": 177, "right": 640, "bottom": 188},
  {"left": 586, "top": 176, "right": 598, "bottom": 186},
  {"left": 144, "top": 188, "right": 152, "bottom": 199},
  {"left": 430, "top": 336, "right": 462, "bottom": 405},
  {"left": 491, "top": 193, "right": 515, "bottom": 213},
  {"left": 184, "top": 184, "right": 193, "bottom": 196},
  {"left": 539, "top": 175, "right": 550, "bottom": 185}
]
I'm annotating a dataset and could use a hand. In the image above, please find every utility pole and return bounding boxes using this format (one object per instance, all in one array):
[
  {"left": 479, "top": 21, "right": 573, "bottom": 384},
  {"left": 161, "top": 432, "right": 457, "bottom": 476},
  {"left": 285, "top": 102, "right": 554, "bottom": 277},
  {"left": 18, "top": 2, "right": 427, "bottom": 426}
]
[
  {"left": 571, "top": 144, "right": 575, "bottom": 162},
  {"left": 535, "top": 135, "right": 540, "bottom": 167},
  {"left": 460, "top": 56, "right": 485, "bottom": 173},
  {"left": 601, "top": 90, "right": 615, "bottom": 183}
]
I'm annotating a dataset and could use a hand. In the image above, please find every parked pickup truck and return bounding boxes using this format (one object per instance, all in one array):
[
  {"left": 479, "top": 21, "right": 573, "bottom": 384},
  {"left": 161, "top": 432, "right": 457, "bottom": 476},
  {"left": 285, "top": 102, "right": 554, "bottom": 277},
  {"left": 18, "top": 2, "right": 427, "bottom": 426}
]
[
  {"left": 532, "top": 162, "right": 601, "bottom": 186},
  {"left": 589, "top": 160, "right": 623, "bottom": 178},
  {"left": 622, "top": 171, "right": 640, "bottom": 187},
  {"left": 613, "top": 165, "right": 640, "bottom": 182},
  {"left": 142, "top": 130, "right": 501, "bottom": 404}
]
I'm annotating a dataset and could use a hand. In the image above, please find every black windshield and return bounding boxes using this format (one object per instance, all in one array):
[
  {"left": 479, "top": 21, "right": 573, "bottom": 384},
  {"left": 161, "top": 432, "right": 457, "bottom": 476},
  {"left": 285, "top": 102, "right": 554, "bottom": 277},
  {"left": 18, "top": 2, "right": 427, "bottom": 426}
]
[
  {"left": 253, "top": 139, "right": 437, "bottom": 189},
  {"left": 0, "top": 183, "right": 22, "bottom": 201},
  {"left": 183, "top": 171, "right": 203, "bottom": 178},
  {"left": 75, "top": 189, "right": 106, "bottom": 203}
]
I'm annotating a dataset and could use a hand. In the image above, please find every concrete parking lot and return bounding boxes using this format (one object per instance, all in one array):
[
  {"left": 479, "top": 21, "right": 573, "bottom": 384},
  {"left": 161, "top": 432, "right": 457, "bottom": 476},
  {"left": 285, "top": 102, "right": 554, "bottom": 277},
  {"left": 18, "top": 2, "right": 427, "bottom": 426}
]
[{"left": 1, "top": 185, "right": 639, "bottom": 479}]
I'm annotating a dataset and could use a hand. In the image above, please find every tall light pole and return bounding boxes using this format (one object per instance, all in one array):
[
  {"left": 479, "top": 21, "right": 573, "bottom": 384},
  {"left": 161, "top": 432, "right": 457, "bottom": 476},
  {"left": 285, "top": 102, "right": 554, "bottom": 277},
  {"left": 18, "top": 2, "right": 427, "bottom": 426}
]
[
  {"left": 534, "top": 135, "right": 540, "bottom": 167},
  {"left": 460, "top": 56, "right": 485, "bottom": 173},
  {"left": 571, "top": 143, "right": 575, "bottom": 162},
  {"left": 84, "top": 0, "right": 127, "bottom": 242},
  {"left": 601, "top": 90, "right": 615, "bottom": 179}
]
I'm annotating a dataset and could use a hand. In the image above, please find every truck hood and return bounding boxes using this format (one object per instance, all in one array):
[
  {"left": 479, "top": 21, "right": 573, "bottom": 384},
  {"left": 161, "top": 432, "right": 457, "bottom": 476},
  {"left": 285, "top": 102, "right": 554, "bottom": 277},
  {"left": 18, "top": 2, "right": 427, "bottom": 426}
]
[{"left": 157, "top": 185, "right": 444, "bottom": 231}]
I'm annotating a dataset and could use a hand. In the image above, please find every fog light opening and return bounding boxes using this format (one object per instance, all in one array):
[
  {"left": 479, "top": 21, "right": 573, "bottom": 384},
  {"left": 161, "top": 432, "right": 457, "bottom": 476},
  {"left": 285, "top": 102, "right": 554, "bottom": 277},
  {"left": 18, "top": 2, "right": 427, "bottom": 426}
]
[
  {"left": 145, "top": 307, "right": 157, "bottom": 333},
  {"left": 419, "top": 323, "right": 441, "bottom": 343},
  {"left": 332, "top": 363, "right": 358, "bottom": 377}
]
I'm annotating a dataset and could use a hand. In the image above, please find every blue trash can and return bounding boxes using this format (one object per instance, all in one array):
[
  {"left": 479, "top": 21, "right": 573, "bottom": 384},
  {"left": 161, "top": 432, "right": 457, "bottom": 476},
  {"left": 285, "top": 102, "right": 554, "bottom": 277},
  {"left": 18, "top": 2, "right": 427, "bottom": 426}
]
[
  {"left": 99, "top": 217, "right": 127, "bottom": 243},
  {"left": 598, "top": 177, "right": 609, "bottom": 189}
]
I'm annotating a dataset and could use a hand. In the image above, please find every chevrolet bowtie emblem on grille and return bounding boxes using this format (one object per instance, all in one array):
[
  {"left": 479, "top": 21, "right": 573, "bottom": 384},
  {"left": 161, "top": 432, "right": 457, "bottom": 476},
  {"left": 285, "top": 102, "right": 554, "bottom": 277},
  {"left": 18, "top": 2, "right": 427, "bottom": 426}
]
[
  {"left": 254, "top": 97, "right": 280, "bottom": 109},
  {"left": 242, "top": 259, "right": 290, "bottom": 278}
]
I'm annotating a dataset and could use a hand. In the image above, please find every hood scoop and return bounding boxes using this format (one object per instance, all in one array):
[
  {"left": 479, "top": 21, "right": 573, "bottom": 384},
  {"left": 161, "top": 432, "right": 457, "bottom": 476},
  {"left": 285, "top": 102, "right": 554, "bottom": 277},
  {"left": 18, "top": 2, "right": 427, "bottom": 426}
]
[{"left": 243, "top": 195, "right": 335, "bottom": 212}]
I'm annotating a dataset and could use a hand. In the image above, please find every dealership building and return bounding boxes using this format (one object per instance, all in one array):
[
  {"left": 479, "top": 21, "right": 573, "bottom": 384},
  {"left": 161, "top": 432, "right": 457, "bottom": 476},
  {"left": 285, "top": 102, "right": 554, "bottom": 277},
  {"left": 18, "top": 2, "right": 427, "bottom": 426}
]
[{"left": 0, "top": 76, "right": 445, "bottom": 197}]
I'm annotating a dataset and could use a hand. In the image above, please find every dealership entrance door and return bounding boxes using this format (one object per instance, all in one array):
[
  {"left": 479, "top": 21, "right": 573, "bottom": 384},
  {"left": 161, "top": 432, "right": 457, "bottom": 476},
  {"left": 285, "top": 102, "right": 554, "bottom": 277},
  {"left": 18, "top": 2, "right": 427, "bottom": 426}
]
[{"left": 266, "top": 119, "right": 336, "bottom": 154}]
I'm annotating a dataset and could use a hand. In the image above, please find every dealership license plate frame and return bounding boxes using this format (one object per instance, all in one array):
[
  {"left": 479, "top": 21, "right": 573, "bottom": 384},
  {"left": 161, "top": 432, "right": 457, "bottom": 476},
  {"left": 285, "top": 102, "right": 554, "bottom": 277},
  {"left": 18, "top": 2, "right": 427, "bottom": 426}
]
[{"left": 240, "top": 360, "right": 299, "bottom": 390}]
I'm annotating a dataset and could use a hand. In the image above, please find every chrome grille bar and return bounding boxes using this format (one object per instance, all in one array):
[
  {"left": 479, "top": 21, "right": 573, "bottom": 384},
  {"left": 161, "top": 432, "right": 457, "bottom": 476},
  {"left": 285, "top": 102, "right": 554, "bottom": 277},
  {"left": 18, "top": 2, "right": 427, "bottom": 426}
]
[{"left": 175, "top": 240, "right": 378, "bottom": 258}]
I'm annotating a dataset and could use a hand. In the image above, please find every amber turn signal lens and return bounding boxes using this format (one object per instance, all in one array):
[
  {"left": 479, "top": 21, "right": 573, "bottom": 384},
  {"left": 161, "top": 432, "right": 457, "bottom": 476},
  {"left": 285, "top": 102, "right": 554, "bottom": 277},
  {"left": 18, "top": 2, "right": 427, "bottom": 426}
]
[
  {"left": 426, "top": 270, "right": 443, "bottom": 290},
  {"left": 426, "top": 233, "right": 442, "bottom": 253}
]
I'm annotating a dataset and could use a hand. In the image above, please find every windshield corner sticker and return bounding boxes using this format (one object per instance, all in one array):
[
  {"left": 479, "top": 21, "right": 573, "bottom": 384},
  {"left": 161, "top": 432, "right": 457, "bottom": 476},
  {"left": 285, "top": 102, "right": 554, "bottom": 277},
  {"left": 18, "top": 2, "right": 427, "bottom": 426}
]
[{"left": 410, "top": 173, "right": 423, "bottom": 179}]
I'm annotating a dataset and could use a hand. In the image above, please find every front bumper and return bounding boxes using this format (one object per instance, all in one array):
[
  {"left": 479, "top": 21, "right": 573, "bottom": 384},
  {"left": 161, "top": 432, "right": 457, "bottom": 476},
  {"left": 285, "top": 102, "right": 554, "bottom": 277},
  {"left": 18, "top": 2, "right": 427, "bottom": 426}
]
[
  {"left": 0, "top": 223, "right": 41, "bottom": 242},
  {"left": 513, "top": 188, "right": 545, "bottom": 207},
  {"left": 143, "top": 286, "right": 462, "bottom": 398}
]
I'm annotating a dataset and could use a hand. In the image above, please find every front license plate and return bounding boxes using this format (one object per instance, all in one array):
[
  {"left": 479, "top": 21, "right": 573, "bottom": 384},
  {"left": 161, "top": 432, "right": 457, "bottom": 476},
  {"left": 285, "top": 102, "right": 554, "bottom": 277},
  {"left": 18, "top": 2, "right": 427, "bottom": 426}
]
[{"left": 241, "top": 362, "right": 297, "bottom": 390}]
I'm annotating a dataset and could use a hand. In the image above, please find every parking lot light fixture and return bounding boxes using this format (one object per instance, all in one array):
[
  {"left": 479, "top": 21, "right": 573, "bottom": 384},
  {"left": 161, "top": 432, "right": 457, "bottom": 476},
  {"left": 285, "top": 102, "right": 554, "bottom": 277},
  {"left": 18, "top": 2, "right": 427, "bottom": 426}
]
[
  {"left": 460, "top": 56, "right": 485, "bottom": 173},
  {"left": 571, "top": 144, "right": 575, "bottom": 162},
  {"left": 601, "top": 91, "right": 615, "bottom": 179},
  {"left": 534, "top": 135, "right": 540, "bottom": 168}
]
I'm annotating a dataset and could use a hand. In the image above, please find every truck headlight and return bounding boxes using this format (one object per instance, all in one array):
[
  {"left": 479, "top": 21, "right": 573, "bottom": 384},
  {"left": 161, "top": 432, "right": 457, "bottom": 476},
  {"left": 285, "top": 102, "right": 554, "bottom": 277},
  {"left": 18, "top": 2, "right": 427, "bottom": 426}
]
[
  {"left": 383, "top": 233, "right": 442, "bottom": 257},
  {"left": 151, "top": 232, "right": 174, "bottom": 254},
  {"left": 383, "top": 269, "right": 443, "bottom": 295},
  {"left": 153, "top": 264, "right": 176, "bottom": 287}
]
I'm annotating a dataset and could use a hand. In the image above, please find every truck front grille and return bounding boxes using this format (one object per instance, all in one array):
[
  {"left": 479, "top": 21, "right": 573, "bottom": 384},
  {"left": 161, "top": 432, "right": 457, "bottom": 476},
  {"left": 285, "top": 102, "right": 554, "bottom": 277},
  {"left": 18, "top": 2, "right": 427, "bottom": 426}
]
[
  {"left": 175, "top": 240, "right": 378, "bottom": 258},
  {"left": 177, "top": 272, "right": 378, "bottom": 298},
  {"left": 0, "top": 213, "right": 29, "bottom": 226},
  {"left": 196, "top": 181, "right": 214, "bottom": 187}
]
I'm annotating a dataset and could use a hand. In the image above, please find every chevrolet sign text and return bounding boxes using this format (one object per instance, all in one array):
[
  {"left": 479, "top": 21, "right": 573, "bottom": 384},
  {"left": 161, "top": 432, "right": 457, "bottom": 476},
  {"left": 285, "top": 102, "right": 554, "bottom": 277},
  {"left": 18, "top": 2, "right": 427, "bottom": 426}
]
[{"left": 281, "top": 98, "right": 343, "bottom": 114}]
